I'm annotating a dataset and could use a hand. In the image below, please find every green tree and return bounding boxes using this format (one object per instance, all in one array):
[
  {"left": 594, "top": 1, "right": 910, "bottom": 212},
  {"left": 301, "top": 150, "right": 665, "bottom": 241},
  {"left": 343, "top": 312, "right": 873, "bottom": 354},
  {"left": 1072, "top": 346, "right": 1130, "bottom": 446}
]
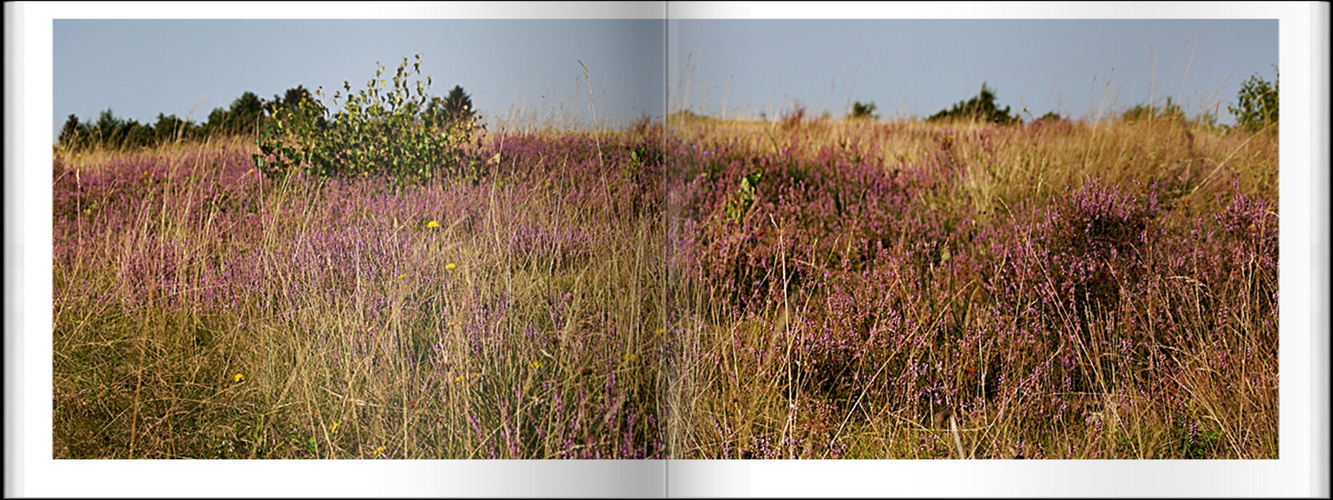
[
  {"left": 152, "top": 113, "right": 197, "bottom": 144},
  {"left": 848, "top": 100, "right": 878, "bottom": 120},
  {"left": 202, "top": 91, "right": 266, "bottom": 137},
  {"left": 58, "top": 114, "right": 90, "bottom": 150},
  {"left": 227, "top": 91, "right": 266, "bottom": 135},
  {"left": 928, "top": 83, "right": 1020, "bottom": 125},
  {"left": 440, "top": 85, "right": 475, "bottom": 123},
  {"left": 1228, "top": 72, "right": 1278, "bottom": 133}
]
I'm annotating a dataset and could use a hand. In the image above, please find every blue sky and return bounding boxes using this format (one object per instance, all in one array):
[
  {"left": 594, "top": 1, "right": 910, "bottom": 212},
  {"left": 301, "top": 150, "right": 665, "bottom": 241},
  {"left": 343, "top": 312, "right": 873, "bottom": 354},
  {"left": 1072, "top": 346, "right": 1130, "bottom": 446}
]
[
  {"left": 53, "top": 17, "right": 1276, "bottom": 141},
  {"left": 669, "top": 19, "right": 1277, "bottom": 122}
]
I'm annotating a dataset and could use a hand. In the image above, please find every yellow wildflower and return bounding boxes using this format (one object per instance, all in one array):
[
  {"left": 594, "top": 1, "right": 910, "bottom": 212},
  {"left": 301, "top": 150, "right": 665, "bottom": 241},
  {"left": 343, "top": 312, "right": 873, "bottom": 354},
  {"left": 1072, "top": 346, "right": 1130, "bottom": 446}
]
[
  {"left": 330, "top": 422, "right": 339, "bottom": 434},
  {"left": 233, "top": 373, "right": 245, "bottom": 382},
  {"left": 624, "top": 353, "right": 638, "bottom": 362},
  {"left": 530, "top": 360, "right": 542, "bottom": 369},
  {"left": 375, "top": 445, "right": 386, "bottom": 455},
  {"left": 455, "top": 374, "right": 466, "bottom": 384},
  {"left": 427, "top": 220, "right": 440, "bottom": 228},
  {"left": 398, "top": 274, "right": 407, "bottom": 279},
  {"left": 654, "top": 328, "right": 666, "bottom": 335},
  {"left": 446, "top": 263, "right": 457, "bottom": 270}
]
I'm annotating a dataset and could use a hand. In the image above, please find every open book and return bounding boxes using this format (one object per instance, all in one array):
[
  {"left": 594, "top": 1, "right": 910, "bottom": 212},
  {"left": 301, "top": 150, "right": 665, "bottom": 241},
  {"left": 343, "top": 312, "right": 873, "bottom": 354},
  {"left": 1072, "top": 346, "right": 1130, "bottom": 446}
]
[{"left": 11, "top": 2, "right": 1329, "bottom": 497}]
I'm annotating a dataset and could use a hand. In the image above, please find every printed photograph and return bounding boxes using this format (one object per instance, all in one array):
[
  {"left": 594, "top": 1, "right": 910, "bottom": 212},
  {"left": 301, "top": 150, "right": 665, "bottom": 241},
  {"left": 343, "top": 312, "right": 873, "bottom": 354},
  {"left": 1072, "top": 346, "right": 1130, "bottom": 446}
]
[
  {"left": 662, "top": 19, "right": 1279, "bottom": 459},
  {"left": 53, "top": 18, "right": 669, "bottom": 459}
]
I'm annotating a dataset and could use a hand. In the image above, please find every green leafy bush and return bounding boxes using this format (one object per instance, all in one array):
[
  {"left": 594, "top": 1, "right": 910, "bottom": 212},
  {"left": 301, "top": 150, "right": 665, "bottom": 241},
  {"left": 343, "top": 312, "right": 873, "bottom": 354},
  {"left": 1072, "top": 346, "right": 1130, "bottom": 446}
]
[
  {"left": 1228, "top": 72, "right": 1278, "bottom": 133},
  {"left": 927, "top": 83, "right": 1019, "bottom": 125},
  {"left": 253, "top": 54, "right": 485, "bottom": 184}
]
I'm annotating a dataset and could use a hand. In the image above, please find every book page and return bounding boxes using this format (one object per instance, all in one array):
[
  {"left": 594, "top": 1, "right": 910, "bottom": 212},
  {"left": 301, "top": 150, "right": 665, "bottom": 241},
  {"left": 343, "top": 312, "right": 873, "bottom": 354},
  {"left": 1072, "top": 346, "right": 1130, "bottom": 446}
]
[
  {"left": 19, "top": 1, "right": 672, "bottom": 497},
  {"left": 660, "top": 1, "right": 1325, "bottom": 497}
]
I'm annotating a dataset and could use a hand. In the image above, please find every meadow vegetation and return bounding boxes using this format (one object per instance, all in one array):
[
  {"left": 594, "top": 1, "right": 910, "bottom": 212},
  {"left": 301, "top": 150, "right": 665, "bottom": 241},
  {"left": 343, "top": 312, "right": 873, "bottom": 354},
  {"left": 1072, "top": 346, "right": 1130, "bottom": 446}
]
[
  {"left": 53, "top": 68, "right": 1278, "bottom": 459},
  {"left": 664, "top": 112, "right": 1277, "bottom": 459},
  {"left": 54, "top": 125, "right": 668, "bottom": 459}
]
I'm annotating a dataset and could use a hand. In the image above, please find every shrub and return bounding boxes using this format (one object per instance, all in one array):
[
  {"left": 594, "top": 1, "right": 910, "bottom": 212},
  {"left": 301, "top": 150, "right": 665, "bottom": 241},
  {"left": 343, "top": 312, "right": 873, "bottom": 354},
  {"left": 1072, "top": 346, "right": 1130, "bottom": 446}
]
[
  {"left": 848, "top": 100, "right": 878, "bottom": 120},
  {"left": 927, "top": 83, "right": 1020, "bottom": 125},
  {"left": 1035, "top": 111, "right": 1065, "bottom": 123},
  {"left": 1228, "top": 72, "right": 1278, "bottom": 133},
  {"left": 253, "top": 54, "right": 485, "bottom": 184},
  {"left": 1122, "top": 97, "right": 1184, "bottom": 122},
  {"left": 1038, "top": 178, "right": 1162, "bottom": 314}
]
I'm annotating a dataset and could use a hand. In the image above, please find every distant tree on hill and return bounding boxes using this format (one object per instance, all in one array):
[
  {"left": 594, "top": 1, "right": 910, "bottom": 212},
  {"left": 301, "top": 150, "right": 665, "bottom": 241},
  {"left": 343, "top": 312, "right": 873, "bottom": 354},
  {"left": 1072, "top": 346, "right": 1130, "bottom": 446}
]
[
  {"left": 443, "top": 85, "right": 475, "bottom": 123},
  {"left": 203, "top": 91, "right": 266, "bottom": 136},
  {"left": 928, "top": 83, "right": 1020, "bottom": 125},
  {"left": 266, "top": 85, "right": 316, "bottom": 114},
  {"left": 152, "top": 112, "right": 197, "bottom": 144},
  {"left": 58, "top": 114, "right": 87, "bottom": 150},
  {"left": 89, "top": 108, "right": 152, "bottom": 149},
  {"left": 849, "top": 100, "right": 878, "bottom": 120}
]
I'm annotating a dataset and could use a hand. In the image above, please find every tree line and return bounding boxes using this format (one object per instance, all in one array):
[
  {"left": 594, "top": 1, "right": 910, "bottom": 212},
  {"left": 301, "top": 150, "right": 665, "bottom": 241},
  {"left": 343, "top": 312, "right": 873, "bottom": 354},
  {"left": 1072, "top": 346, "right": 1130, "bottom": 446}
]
[{"left": 57, "top": 84, "right": 475, "bottom": 152}]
